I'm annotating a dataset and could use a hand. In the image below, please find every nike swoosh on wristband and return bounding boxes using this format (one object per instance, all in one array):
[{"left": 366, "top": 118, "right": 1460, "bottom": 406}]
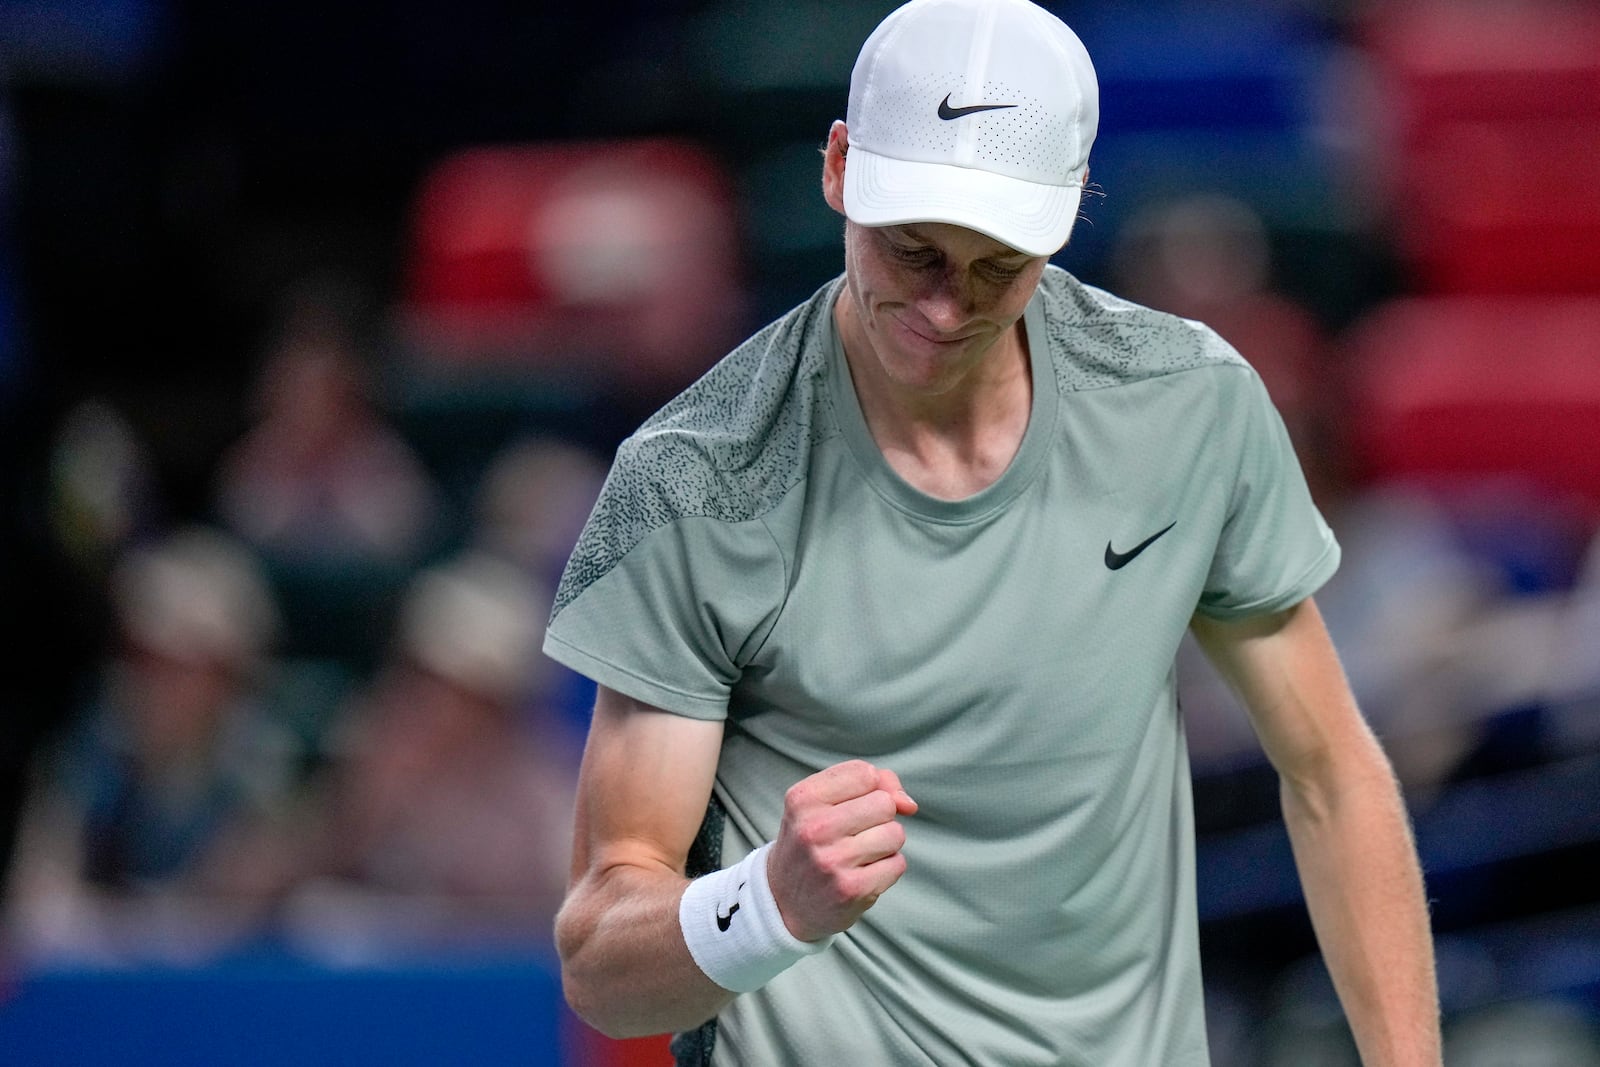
[
  {"left": 937, "top": 93, "right": 1017, "bottom": 120},
  {"left": 715, "top": 881, "right": 746, "bottom": 932},
  {"left": 1104, "top": 522, "right": 1177, "bottom": 570}
]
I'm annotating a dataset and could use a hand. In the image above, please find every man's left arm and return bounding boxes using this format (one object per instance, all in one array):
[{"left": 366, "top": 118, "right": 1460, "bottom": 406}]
[{"left": 1191, "top": 596, "right": 1442, "bottom": 1067}]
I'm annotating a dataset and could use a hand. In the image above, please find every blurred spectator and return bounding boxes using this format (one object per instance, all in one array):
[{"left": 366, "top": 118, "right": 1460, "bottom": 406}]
[
  {"left": 1, "top": 397, "right": 158, "bottom": 920},
  {"left": 470, "top": 436, "right": 607, "bottom": 737},
  {"left": 48, "top": 398, "right": 165, "bottom": 576},
  {"left": 248, "top": 551, "right": 575, "bottom": 960},
  {"left": 4, "top": 526, "right": 296, "bottom": 964},
  {"left": 1111, "top": 193, "right": 1330, "bottom": 461},
  {"left": 214, "top": 273, "right": 441, "bottom": 564},
  {"left": 1109, "top": 194, "right": 1356, "bottom": 511},
  {"left": 472, "top": 436, "right": 606, "bottom": 587}
]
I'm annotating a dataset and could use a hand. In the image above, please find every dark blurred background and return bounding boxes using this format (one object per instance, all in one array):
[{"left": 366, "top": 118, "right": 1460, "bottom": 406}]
[{"left": 2, "top": 0, "right": 1599, "bottom": 1064}]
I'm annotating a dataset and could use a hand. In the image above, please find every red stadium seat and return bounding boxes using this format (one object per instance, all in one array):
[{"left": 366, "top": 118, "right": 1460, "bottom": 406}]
[
  {"left": 1344, "top": 296, "right": 1600, "bottom": 511},
  {"left": 1401, "top": 119, "right": 1600, "bottom": 293},
  {"left": 1358, "top": 2, "right": 1600, "bottom": 294},
  {"left": 1361, "top": 3, "right": 1600, "bottom": 129},
  {"left": 398, "top": 140, "right": 745, "bottom": 398}
]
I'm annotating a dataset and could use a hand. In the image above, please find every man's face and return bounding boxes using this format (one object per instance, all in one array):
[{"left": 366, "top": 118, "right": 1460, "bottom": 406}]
[{"left": 838, "top": 218, "right": 1048, "bottom": 394}]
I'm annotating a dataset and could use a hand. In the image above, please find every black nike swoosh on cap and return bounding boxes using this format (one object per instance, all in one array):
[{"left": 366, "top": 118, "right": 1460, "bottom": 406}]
[
  {"left": 1104, "top": 522, "right": 1177, "bottom": 571},
  {"left": 937, "top": 93, "right": 1018, "bottom": 120}
]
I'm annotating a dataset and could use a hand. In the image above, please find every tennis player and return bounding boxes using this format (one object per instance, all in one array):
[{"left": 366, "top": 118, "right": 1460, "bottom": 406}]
[{"left": 543, "top": 0, "right": 1442, "bottom": 1062}]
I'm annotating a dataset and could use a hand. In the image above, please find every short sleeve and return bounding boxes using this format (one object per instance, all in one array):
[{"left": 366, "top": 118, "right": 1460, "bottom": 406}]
[
  {"left": 1195, "top": 367, "right": 1340, "bottom": 620},
  {"left": 542, "top": 437, "right": 789, "bottom": 720}
]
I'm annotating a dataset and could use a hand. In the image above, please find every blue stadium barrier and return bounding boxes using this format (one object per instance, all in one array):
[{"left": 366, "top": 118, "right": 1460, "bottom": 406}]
[{"left": 0, "top": 952, "right": 572, "bottom": 1067}]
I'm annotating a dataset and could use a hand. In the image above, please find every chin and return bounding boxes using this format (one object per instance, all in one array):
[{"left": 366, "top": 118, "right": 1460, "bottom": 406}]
[{"left": 883, "top": 337, "right": 990, "bottom": 394}]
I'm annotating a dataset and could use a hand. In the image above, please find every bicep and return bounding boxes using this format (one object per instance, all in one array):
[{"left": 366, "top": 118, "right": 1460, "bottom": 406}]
[{"left": 569, "top": 685, "right": 724, "bottom": 885}]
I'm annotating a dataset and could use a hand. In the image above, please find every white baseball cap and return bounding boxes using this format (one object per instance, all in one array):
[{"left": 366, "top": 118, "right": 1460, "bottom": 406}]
[{"left": 843, "top": 0, "right": 1099, "bottom": 256}]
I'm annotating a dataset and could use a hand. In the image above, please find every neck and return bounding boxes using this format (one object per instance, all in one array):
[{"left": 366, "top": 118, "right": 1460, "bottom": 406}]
[{"left": 835, "top": 296, "right": 1034, "bottom": 500}]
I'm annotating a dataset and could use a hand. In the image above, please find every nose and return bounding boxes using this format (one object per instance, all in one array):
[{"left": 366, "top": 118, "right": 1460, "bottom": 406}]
[{"left": 914, "top": 267, "right": 976, "bottom": 333}]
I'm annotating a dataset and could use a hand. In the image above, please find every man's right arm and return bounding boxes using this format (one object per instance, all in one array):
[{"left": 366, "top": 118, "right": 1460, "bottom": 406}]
[
  {"left": 555, "top": 685, "right": 731, "bottom": 1037},
  {"left": 556, "top": 685, "right": 916, "bottom": 1038}
]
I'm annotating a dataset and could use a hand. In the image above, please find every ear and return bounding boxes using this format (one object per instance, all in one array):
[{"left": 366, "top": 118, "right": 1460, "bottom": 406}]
[{"left": 821, "top": 120, "right": 849, "bottom": 217}]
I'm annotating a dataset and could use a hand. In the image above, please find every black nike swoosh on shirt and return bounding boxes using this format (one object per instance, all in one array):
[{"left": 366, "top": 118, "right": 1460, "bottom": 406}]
[
  {"left": 937, "top": 93, "right": 1018, "bottom": 120},
  {"left": 1104, "top": 522, "right": 1177, "bottom": 570}
]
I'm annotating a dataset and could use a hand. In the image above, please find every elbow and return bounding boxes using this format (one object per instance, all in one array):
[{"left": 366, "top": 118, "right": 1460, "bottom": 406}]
[
  {"left": 1278, "top": 742, "right": 1403, "bottom": 830},
  {"left": 558, "top": 942, "right": 718, "bottom": 1042},
  {"left": 560, "top": 966, "right": 666, "bottom": 1041},
  {"left": 558, "top": 951, "right": 621, "bottom": 1037},
  {"left": 554, "top": 903, "right": 650, "bottom": 1040},
  {"left": 554, "top": 905, "right": 611, "bottom": 1035},
  {"left": 560, "top": 969, "right": 621, "bottom": 1038},
  {"left": 554, "top": 867, "right": 722, "bottom": 1040}
]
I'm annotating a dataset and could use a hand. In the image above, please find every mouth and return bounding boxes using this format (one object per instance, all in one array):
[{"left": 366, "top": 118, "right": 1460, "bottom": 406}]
[{"left": 891, "top": 314, "right": 977, "bottom": 349}]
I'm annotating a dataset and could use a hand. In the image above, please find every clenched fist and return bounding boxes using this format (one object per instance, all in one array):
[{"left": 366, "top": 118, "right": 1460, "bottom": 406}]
[{"left": 766, "top": 759, "right": 917, "bottom": 943}]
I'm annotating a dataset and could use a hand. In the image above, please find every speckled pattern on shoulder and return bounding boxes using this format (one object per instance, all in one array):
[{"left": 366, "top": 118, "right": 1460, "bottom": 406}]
[
  {"left": 1037, "top": 267, "right": 1246, "bottom": 394},
  {"left": 551, "top": 281, "right": 842, "bottom": 619}
]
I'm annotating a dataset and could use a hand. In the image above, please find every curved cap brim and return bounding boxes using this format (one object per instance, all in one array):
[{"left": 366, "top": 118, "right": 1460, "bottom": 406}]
[{"left": 843, "top": 145, "right": 1085, "bottom": 257}]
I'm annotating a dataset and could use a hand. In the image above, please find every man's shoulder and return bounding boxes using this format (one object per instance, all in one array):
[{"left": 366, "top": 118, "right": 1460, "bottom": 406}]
[
  {"left": 610, "top": 279, "right": 841, "bottom": 524},
  {"left": 551, "top": 284, "right": 840, "bottom": 620},
  {"left": 1033, "top": 265, "right": 1248, "bottom": 393}
]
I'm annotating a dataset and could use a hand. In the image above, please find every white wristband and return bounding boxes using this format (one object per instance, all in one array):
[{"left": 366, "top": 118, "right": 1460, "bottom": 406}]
[{"left": 678, "top": 842, "right": 834, "bottom": 993}]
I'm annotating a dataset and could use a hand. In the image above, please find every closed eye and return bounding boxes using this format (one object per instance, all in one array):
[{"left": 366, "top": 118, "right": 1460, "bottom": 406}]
[
  {"left": 889, "top": 244, "right": 939, "bottom": 268},
  {"left": 979, "top": 262, "right": 1025, "bottom": 282}
]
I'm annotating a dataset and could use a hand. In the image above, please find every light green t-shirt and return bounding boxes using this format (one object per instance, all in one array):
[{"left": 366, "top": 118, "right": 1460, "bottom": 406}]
[{"left": 544, "top": 266, "right": 1339, "bottom": 1066}]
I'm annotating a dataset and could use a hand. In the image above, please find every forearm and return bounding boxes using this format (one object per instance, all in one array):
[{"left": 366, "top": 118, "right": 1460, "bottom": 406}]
[
  {"left": 1281, "top": 755, "right": 1441, "bottom": 1067},
  {"left": 555, "top": 863, "right": 734, "bottom": 1038}
]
